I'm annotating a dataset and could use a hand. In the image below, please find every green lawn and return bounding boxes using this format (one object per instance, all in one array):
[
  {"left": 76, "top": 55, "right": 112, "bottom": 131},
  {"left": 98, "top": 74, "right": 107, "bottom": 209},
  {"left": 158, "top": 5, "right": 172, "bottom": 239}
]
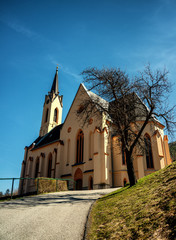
[{"left": 88, "top": 162, "right": 176, "bottom": 239}]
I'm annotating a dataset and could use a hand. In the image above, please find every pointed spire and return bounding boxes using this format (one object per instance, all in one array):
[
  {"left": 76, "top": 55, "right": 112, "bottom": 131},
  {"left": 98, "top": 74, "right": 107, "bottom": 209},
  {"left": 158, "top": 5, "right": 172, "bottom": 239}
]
[{"left": 50, "top": 66, "right": 59, "bottom": 94}]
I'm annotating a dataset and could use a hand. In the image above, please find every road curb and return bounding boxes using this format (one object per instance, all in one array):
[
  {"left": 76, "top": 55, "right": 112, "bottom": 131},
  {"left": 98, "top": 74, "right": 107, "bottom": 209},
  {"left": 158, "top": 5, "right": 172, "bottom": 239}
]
[{"left": 82, "top": 199, "right": 97, "bottom": 240}]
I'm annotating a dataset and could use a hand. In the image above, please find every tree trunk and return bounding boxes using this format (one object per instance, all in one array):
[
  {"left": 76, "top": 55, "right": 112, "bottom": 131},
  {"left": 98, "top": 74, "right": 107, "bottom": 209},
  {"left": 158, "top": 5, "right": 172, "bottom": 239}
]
[{"left": 126, "top": 150, "right": 137, "bottom": 187}]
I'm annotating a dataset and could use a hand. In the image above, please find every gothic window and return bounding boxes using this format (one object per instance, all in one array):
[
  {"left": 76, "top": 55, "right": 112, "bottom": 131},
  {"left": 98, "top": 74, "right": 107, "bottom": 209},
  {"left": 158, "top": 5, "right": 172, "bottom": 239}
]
[
  {"left": 47, "top": 153, "right": 52, "bottom": 178},
  {"left": 53, "top": 108, "right": 58, "bottom": 123},
  {"left": 144, "top": 134, "right": 154, "bottom": 169},
  {"left": 76, "top": 130, "right": 84, "bottom": 163},
  {"left": 35, "top": 158, "right": 39, "bottom": 178},
  {"left": 122, "top": 149, "right": 126, "bottom": 165},
  {"left": 45, "top": 109, "right": 49, "bottom": 123}
]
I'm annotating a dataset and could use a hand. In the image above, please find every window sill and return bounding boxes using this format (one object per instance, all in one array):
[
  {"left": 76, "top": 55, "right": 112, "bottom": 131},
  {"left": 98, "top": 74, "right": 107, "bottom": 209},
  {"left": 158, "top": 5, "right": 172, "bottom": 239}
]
[{"left": 72, "top": 162, "right": 85, "bottom": 167}]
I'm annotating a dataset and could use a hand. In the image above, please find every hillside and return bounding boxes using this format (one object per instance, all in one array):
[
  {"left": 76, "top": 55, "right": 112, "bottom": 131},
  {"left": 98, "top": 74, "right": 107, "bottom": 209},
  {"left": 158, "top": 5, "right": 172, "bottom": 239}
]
[
  {"left": 87, "top": 162, "right": 176, "bottom": 240},
  {"left": 169, "top": 141, "right": 176, "bottom": 161}
]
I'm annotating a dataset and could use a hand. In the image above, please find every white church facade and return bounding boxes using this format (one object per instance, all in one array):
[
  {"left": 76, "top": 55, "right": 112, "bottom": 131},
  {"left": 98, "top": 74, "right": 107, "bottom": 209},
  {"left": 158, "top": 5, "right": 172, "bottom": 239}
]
[{"left": 19, "top": 68, "right": 172, "bottom": 194}]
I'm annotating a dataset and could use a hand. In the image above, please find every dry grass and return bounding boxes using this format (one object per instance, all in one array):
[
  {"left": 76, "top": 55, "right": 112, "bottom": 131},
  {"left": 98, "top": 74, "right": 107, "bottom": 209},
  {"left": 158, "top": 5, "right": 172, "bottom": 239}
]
[
  {"left": 35, "top": 178, "right": 68, "bottom": 194},
  {"left": 88, "top": 162, "right": 176, "bottom": 240}
]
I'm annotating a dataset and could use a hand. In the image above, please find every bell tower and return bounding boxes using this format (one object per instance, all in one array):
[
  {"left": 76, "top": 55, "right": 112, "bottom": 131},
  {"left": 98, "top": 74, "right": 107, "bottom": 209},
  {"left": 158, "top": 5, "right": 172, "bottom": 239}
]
[{"left": 39, "top": 67, "right": 63, "bottom": 137}]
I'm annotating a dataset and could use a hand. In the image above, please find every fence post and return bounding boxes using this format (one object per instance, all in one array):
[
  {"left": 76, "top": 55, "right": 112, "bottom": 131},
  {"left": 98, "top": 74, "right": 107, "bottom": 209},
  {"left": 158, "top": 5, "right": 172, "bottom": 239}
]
[{"left": 11, "top": 178, "right": 14, "bottom": 199}]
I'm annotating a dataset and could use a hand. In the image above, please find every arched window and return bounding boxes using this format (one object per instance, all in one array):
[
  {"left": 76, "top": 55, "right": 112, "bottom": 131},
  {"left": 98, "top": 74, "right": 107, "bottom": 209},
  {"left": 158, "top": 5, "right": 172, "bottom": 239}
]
[
  {"left": 47, "top": 153, "right": 52, "bottom": 178},
  {"left": 122, "top": 150, "right": 126, "bottom": 165},
  {"left": 45, "top": 109, "right": 49, "bottom": 123},
  {"left": 76, "top": 130, "right": 84, "bottom": 163},
  {"left": 35, "top": 158, "right": 39, "bottom": 178},
  {"left": 67, "top": 139, "right": 70, "bottom": 165},
  {"left": 144, "top": 134, "right": 154, "bottom": 169},
  {"left": 28, "top": 157, "right": 33, "bottom": 178},
  {"left": 53, "top": 108, "right": 58, "bottom": 123}
]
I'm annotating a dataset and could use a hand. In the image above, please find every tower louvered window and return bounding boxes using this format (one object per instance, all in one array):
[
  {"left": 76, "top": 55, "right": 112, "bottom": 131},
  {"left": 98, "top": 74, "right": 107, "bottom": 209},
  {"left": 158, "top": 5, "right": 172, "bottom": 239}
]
[
  {"left": 45, "top": 109, "right": 49, "bottom": 122},
  {"left": 53, "top": 108, "right": 58, "bottom": 123}
]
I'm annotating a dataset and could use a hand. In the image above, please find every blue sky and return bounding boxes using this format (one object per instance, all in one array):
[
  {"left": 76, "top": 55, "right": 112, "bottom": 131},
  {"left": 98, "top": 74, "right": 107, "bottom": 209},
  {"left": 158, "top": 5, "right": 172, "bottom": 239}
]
[{"left": 0, "top": 0, "right": 176, "bottom": 193}]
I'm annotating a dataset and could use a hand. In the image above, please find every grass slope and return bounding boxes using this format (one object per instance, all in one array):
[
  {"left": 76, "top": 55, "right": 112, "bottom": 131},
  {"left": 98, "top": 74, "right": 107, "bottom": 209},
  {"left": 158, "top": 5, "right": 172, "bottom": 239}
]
[{"left": 88, "top": 162, "right": 176, "bottom": 240}]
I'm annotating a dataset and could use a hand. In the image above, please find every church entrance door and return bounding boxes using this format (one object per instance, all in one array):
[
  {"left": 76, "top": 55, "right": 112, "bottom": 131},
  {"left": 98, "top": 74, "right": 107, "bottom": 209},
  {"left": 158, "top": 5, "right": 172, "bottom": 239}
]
[
  {"left": 74, "top": 168, "right": 83, "bottom": 190},
  {"left": 76, "top": 179, "right": 82, "bottom": 190}
]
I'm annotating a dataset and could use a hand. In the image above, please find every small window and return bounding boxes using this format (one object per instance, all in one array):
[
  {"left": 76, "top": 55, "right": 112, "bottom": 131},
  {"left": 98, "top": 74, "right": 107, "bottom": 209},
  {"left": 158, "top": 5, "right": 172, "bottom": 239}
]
[
  {"left": 89, "top": 118, "right": 93, "bottom": 125},
  {"left": 77, "top": 105, "right": 84, "bottom": 114},
  {"left": 67, "top": 127, "right": 72, "bottom": 133}
]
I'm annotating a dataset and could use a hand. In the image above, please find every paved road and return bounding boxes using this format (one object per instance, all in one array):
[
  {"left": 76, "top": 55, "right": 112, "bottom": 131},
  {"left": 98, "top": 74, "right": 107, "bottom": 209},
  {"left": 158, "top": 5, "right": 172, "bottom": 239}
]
[{"left": 0, "top": 188, "right": 119, "bottom": 240}]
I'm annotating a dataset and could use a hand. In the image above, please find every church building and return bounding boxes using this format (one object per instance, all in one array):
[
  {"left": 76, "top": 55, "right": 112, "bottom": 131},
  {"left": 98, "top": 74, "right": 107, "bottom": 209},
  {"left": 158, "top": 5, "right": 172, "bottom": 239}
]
[{"left": 19, "top": 67, "right": 172, "bottom": 194}]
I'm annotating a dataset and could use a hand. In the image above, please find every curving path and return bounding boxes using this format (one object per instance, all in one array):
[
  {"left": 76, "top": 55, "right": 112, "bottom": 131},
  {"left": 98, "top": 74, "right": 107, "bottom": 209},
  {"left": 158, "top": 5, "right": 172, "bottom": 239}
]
[{"left": 0, "top": 188, "right": 119, "bottom": 240}]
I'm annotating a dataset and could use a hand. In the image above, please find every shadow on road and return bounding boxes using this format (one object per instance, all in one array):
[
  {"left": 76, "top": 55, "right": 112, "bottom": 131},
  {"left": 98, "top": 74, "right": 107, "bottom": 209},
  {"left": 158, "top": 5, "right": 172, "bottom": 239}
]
[{"left": 0, "top": 191, "right": 105, "bottom": 209}]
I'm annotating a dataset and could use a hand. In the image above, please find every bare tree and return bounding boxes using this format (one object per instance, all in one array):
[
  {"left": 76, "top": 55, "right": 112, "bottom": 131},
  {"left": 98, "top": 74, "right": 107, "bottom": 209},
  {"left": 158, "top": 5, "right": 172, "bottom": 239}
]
[{"left": 77, "top": 65, "right": 176, "bottom": 187}]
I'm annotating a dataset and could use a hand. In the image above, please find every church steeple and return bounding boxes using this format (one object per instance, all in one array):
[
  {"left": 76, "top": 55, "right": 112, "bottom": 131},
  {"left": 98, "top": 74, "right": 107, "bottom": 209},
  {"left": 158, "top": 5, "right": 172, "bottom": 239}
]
[
  {"left": 50, "top": 66, "right": 59, "bottom": 94},
  {"left": 39, "top": 67, "right": 63, "bottom": 137}
]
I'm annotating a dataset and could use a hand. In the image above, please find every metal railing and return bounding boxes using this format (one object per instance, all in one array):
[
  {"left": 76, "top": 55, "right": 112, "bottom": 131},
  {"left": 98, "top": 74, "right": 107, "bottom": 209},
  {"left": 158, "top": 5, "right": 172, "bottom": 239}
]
[{"left": 0, "top": 177, "right": 76, "bottom": 199}]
